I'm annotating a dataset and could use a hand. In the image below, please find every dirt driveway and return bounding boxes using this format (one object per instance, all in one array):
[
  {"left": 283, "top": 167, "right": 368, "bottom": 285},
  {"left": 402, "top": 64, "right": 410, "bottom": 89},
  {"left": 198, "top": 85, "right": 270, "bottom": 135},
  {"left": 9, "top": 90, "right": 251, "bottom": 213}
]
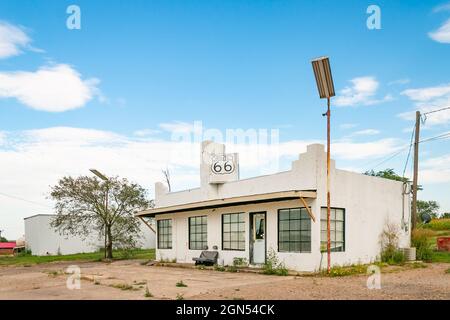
[{"left": 0, "top": 260, "right": 449, "bottom": 300}]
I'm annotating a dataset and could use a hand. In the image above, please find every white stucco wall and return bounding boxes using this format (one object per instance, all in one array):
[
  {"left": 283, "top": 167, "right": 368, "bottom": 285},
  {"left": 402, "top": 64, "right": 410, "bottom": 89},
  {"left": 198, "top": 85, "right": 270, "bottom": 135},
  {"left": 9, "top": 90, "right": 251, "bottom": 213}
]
[
  {"left": 152, "top": 142, "right": 411, "bottom": 272},
  {"left": 25, "top": 214, "right": 156, "bottom": 256}
]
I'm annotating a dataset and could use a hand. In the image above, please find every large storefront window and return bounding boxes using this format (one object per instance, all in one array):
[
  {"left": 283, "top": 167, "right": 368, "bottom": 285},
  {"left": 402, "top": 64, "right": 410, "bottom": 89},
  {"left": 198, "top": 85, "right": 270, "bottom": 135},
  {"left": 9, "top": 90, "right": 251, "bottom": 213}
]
[
  {"left": 278, "top": 208, "right": 311, "bottom": 252},
  {"left": 222, "top": 213, "right": 245, "bottom": 251},
  {"left": 157, "top": 219, "right": 172, "bottom": 249},
  {"left": 320, "top": 208, "right": 345, "bottom": 252},
  {"left": 189, "top": 216, "right": 207, "bottom": 250}
]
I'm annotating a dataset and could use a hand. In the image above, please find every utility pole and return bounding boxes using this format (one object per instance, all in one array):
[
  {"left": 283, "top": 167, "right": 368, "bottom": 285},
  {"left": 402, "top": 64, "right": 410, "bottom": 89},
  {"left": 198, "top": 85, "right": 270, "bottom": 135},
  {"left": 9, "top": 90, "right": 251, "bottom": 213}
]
[
  {"left": 411, "top": 111, "right": 421, "bottom": 230},
  {"left": 311, "top": 56, "right": 335, "bottom": 273},
  {"left": 326, "top": 97, "right": 331, "bottom": 273}
]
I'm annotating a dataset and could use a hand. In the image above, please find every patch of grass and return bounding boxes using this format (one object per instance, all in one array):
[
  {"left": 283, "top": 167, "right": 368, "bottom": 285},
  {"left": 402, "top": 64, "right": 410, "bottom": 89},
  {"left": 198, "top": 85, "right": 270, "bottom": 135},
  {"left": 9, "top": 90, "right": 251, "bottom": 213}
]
[
  {"left": 233, "top": 257, "right": 248, "bottom": 267},
  {"left": 0, "top": 249, "right": 155, "bottom": 266},
  {"left": 323, "top": 264, "right": 367, "bottom": 277},
  {"left": 226, "top": 265, "right": 238, "bottom": 273},
  {"left": 422, "top": 219, "right": 450, "bottom": 231},
  {"left": 431, "top": 251, "right": 450, "bottom": 263},
  {"left": 214, "top": 264, "right": 226, "bottom": 272},
  {"left": 412, "top": 229, "right": 434, "bottom": 262},
  {"left": 176, "top": 280, "right": 187, "bottom": 287},
  {"left": 176, "top": 293, "right": 184, "bottom": 300},
  {"left": 133, "top": 280, "right": 147, "bottom": 286},
  {"left": 144, "top": 286, "right": 153, "bottom": 298},
  {"left": 45, "top": 270, "right": 64, "bottom": 277},
  {"left": 233, "top": 297, "right": 244, "bottom": 300},
  {"left": 445, "top": 268, "right": 450, "bottom": 274},
  {"left": 380, "top": 248, "right": 405, "bottom": 265},
  {"left": 410, "top": 262, "right": 427, "bottom": 269},
  {"left": 262, "top": 249, "right": 289, "bottom": 276},
  {"left": 110, "top": 283, "right": 136, "bottom": 291}
]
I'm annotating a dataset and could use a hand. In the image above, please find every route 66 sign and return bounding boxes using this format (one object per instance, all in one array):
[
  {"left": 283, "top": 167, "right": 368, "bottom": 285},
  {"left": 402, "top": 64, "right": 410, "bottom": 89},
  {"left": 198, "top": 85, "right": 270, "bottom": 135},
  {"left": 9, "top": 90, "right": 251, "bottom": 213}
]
[{"left": 209, "top": 153, "right": 239, "bottom": 184}]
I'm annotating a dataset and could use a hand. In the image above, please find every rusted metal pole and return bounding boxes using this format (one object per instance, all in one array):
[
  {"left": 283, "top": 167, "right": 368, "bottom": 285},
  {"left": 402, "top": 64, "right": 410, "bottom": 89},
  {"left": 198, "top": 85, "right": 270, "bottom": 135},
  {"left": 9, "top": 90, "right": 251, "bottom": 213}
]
[
  {"left": 326, "top": 97, "right": 331, "bottom": 273},
  {"left": 411, "top": 111, "right": 420, "bottom": 231},
  {"left": 104, "top": 189, "right": 108, "bottom": 259},
  {"left": 139, "top": 216, "right": 156, "bottom": 233}
]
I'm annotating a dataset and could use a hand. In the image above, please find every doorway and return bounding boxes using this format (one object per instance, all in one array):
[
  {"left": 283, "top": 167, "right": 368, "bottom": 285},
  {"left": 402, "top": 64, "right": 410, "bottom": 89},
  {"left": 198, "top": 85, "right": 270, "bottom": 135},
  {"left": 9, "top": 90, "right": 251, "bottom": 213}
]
[{"left": 250, "top": 212, "right": 266, "bottom": 265}]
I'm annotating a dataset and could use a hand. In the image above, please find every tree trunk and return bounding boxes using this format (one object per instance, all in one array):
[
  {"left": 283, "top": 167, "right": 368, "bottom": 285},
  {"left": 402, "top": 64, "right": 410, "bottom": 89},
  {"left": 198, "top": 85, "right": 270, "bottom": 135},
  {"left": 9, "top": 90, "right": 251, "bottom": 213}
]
[{"left": 106, "top": 226, "right": 113, "bottom": 259}]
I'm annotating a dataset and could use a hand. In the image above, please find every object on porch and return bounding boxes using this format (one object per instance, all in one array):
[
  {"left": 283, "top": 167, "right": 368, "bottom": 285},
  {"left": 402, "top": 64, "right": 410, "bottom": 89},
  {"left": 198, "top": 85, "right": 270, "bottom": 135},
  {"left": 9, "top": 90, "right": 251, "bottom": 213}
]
[{"left": 192, "top": 251, "right": 219, "bottom": 266}]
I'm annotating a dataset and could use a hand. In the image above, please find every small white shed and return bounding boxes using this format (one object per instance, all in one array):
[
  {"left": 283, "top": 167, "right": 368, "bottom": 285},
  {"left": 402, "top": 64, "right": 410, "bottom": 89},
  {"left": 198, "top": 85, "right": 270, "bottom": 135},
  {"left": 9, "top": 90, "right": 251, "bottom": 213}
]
[{"left": 24, "top": 214, "right": 155, "bottom": 256}]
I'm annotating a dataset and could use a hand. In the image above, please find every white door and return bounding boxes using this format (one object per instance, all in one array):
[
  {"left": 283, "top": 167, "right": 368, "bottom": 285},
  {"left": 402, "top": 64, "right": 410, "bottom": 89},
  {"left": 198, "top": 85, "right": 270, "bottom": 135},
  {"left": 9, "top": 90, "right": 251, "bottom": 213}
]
[{"left": 251, "top": 213, "right": 266, "bottom": 264}]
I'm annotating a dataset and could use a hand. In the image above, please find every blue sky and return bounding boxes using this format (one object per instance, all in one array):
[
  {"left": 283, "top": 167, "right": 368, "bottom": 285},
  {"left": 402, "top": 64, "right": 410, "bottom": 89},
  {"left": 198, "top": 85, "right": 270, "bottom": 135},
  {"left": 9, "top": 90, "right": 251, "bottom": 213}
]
[{"left": 1, "top": 0, "right": 450, "bottom": 239}]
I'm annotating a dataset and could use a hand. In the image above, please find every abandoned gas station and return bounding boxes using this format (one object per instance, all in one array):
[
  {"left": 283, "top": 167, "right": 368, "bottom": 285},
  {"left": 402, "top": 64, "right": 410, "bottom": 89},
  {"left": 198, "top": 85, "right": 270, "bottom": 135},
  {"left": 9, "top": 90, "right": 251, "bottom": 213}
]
[{"left": 137, "top": 140, "right": 412, "bottom": 271}]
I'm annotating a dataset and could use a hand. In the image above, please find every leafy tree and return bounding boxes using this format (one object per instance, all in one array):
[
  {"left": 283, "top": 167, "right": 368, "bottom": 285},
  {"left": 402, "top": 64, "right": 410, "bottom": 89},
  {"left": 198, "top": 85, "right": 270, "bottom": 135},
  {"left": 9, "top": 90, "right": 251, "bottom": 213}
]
[
  {"left": 417, "top": 200, "right": 440, "bottom": 221},
  {"left": 0, "top": 236, "right": 8, "bottom": 242},
  {"left": 364, "top": 169, "right": 408, "bottom": 182},
  {"left": 441, "top": 212, "right": 450, "bottom": 219},
  {"left": 50, "top": 176, "right": 151, "bottom": 259}
]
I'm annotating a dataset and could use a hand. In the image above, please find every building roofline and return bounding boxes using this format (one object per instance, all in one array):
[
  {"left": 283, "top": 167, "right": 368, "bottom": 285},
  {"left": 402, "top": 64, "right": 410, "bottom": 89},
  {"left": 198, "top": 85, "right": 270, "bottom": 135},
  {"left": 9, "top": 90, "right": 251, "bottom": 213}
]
[
  {"left": 24, "top": 214, "right": 56, "bottom": 220},
  {"left": 136, "top": 189, "right": 317, "bottom": 217}
]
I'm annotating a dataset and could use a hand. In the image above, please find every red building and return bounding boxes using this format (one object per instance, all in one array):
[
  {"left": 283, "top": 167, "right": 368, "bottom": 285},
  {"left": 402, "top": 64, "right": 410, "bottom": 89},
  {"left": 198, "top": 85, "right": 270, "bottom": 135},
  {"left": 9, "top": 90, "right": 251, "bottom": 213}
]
[{"left": 0, "top": 242, "right": 16, "bottom": 255}]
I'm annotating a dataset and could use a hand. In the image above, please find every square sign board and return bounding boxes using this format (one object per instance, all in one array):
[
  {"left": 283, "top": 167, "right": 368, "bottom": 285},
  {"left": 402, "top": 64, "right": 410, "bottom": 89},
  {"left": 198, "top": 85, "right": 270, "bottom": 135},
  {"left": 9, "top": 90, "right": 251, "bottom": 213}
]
[{"left": 209, "top": 153, "right": 239, "bottom": 184}]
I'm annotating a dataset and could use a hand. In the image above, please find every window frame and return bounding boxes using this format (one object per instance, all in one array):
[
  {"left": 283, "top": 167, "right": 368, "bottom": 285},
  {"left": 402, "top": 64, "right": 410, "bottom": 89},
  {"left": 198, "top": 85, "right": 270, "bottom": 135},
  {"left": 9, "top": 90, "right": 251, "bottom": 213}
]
[
  {"left": 157, "top": 218, "right": 172, "bottom": 249},
  {"left": 188, "top": 215, "right": 208, "bottom": 250},
  {"left": 320, "top": 207, "right": 346, "bottom": 252},
  {"left": 277, "top": 207, "right": 312, "bottom": 253},
  {"left": 221, "top": 212, "right": 245, "bottom": 251}
]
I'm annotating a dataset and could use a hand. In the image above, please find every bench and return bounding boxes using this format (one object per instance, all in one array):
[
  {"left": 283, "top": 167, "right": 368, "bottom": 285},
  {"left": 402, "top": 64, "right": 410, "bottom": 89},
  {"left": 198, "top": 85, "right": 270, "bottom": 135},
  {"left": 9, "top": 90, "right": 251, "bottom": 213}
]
[{"left": 192, "top": 251, "right": 218, "bottom": 266}]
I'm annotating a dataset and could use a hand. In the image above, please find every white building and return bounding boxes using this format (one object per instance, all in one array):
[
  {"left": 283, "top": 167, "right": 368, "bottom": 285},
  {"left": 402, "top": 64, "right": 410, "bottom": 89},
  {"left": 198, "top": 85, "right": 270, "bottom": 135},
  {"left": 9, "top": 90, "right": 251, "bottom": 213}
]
[
  {"left": 25, "top": 214, "right": 155, "bottom": 256},
  {"left": 137, "top": 141, "right": 411, "bottom": 272}
]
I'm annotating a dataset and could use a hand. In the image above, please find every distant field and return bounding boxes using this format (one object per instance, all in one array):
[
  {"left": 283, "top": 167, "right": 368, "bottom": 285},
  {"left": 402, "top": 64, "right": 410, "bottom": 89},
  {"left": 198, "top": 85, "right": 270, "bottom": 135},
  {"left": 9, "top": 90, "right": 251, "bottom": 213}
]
[
  {"left": 0, "top": 249, "right": 155, "bottom": 266},
  {"left": 423, "top": 219, "right": 450, "bottom": 231},
  {"left": 424, "top": 227, "right": 450, "bottom": 263}
]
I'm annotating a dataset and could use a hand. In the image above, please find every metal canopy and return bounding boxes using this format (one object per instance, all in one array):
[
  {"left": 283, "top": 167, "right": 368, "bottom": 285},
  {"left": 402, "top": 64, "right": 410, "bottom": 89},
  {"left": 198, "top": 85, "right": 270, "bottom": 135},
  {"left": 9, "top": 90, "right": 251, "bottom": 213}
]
[{"left": 136, "top": 190, "right": 317, "bottom": 219}]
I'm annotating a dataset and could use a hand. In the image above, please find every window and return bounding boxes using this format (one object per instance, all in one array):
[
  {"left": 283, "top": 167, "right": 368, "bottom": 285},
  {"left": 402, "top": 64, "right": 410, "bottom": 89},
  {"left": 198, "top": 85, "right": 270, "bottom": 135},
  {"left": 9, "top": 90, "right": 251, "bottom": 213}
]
[
  {"left": 157, "top": 219, "right": 172, "bottom": 249},
  {"left": 222, "top": 213, "right": 245, "bottom": 251},
  {"left": 320, "top": 208, "right": 345, "bottom": 252},
  {"left": 189, "top": 216, "right": 207, "bottom": 250},
  {"left": 278, "top": 208, "right": 311, "bottom": 252}
]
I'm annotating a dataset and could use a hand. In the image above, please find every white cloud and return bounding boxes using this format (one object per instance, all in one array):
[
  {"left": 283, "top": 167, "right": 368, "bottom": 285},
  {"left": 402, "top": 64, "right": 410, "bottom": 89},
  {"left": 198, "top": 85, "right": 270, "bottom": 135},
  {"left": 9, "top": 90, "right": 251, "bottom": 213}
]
[
  {"left": 333, "top": 138, "right": 401, "bottom": 160},
  {"left": 340, "top": 123, "right": 358, "bottom": 130},
  {"left": 0, "top": 64, "right": 100, "bottom": 112},
  {"left": 0, "top": 131, "right": 6, "bottom": 146},
  {"left": 0, "top": 22, "right": 31, "bottom": 59},
  {"left": 399, "top": 84, "right": 450, "bottom": 126},
  {"left": 334, "top": 76, "right": 392, "bottom": 107},
  {"left": 421, "top": 154, "right": 450, "bottom": 183},
  {"left": 352, "top": 129, "right": 380, "bottom": 136},
  {"left": 433, "top": 2, "right": 450, "bottom": 13},
  {"left": 133, "top": 129, "right": 161, "bottom": 137},
  {"left": 159, "top": 121, "right": 197, "bottom": 133},
  {"left": 429, "top": 18, "right": 450, "bottom": 43},
  {"left": 402, "top": 84, "right": 450, "bottom": 101},
  {"left": 1, "top": 123, "right": 429, "bottom": 239},
  {"left": 388, "top": 78, "right": 410, "bottom": 86}
]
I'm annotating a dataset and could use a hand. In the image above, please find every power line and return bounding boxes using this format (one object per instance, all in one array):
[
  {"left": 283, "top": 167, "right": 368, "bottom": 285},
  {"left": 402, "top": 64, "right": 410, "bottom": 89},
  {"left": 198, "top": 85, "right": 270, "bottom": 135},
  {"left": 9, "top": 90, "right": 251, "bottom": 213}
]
[
  {"left": 402, "top": 124, "right": 416, "bottom": 178},
  {"left": 422, "top": 106, "right": 450, "bottom": 115},
  {"left": 0, "top": 192, "right": 52, "bottom": 208},
  {"left": 420, "top": 132, "right": 450, "bottom": 143},
  {"left": 365, "top": 131, "right": 450, "bottom": 172}
]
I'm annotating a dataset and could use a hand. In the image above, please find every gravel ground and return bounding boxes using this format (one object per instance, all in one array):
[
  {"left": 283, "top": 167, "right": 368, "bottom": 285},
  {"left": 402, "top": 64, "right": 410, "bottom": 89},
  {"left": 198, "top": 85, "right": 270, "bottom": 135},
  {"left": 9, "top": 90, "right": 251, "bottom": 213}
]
[{"left": 0, "top": 260, "right": 448, "bottom": 300}]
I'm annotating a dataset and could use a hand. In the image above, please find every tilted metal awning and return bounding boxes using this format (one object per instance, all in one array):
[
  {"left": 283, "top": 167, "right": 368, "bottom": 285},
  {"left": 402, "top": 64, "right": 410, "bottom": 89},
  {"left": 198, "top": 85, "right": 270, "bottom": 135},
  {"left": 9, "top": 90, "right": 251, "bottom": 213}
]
[{"left": 136, "top": 190, "right": 317, "bottom": 221}]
